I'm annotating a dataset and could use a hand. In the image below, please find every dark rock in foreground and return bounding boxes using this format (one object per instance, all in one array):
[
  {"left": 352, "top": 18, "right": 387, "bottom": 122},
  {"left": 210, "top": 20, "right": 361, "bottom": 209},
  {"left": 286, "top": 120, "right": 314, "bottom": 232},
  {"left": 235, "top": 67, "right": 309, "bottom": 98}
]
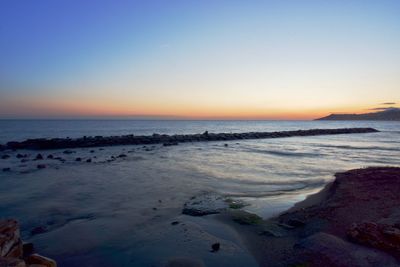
[
  {"left": 0, "top": 219, "right": 56, "bottom": 266},
  {"left": 232, "top": 167, "right": 400, "bottom": 267},
  {"left": 0, "top": 128, "right": 379, "bottom": 151}
]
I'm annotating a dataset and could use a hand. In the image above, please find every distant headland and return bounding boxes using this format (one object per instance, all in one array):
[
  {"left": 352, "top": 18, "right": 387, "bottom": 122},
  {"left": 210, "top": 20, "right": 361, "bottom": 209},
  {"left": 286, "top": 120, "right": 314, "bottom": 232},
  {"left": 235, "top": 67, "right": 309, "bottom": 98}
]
[{"left": 316, "top": 108, "right": 400, "bottom": 121}]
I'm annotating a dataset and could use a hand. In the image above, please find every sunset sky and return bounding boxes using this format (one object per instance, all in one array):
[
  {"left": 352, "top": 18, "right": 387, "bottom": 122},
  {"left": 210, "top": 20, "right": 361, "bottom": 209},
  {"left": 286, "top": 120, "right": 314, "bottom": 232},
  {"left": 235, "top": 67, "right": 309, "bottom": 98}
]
[{"left": 1, "top": 0, "right": 399, "bottom": 119}]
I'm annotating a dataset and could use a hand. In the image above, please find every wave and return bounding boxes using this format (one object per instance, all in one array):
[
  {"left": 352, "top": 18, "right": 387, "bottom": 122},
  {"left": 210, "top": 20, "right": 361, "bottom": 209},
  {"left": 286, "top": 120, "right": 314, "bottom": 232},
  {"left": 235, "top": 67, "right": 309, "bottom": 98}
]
[
  {"left": 316, "top": 144, "right": 400, "bottom": 152},
  {"left": 243, "top": 147, "right": 320, "bottom": 158},
  {"left": 223, "top": 183, "right": 324, "bottom": 198}
]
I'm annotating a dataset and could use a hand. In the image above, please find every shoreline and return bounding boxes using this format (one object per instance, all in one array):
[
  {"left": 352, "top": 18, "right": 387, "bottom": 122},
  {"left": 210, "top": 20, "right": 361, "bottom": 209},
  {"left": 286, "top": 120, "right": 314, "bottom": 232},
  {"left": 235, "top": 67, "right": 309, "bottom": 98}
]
[
  {"left": 214, "top": 167, "right": 400, "bottom": 266},
  {"left": 2, "top": 165, "right": 400, "bottom": 266},
  {"left": 1, "top": 127, "right": 378, "bottom": 150}
]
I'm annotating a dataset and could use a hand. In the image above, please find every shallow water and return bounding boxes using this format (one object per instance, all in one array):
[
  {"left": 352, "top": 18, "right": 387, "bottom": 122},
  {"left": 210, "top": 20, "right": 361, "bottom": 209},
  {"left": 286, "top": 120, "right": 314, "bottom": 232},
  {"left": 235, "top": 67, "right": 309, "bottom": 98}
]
[{"left": 0, "top": 120, "right": 400, "bottom": 266}]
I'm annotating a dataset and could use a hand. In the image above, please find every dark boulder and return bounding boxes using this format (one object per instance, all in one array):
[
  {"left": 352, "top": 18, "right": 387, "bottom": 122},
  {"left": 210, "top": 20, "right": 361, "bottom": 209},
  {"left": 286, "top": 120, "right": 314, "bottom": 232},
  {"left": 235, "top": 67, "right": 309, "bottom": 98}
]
[
  {"left": 36, "top": 164, "right": 46, "bottom": 169},
  {"left": 211, "top": 242, "right": 220, "bottom": 252}
]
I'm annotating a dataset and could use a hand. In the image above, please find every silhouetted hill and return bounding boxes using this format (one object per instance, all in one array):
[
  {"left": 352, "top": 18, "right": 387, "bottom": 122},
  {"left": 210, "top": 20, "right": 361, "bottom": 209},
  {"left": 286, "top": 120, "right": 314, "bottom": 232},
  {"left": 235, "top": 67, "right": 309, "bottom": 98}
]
[{"left": 316, "top": 108, "right": 400, "bottom": 121}]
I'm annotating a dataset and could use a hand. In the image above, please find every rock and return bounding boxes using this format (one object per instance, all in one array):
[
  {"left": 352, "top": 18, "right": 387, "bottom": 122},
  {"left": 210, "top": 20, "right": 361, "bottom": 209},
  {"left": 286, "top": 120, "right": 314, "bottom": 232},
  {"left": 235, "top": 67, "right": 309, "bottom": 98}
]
[
  {"left": 347, "top": 222, "right": 400, "bottom": 258},
  {"left": 22, "top": 242, "right": 34, "bottom": 257},
  {"left": 225, "top": 198, "right": 246, "bottom": 209},
  {"left": 0, "top": 128, "right": 378, "bottom": 150},
  {"left": 46, "top": 155, "right": 53, "bottom": 159},
  {"left": 0, "top": 257, "right": 26, "bottom": 267},
  {"left": 0, "top": 220, "right": 55, "bottom": 267},
  {"left": 35, "top": 154, "right": 43, "bottom": 160},
  {"left": 5, "top": 240, "right": 22, "bottom": 258},
  {"left": 36, "top": 165, "right": 46, "bottom": 169},
  {"left": 258, "top": 222, "right": 287, "bottom": 237},
  {"left": 86, "top": 159, "right": 92, "bottom": 163},
  {"left": 231, "top": 210, "right": 263, "bottom": 225},
  {"left": 26, "top": 254, "right": 57, "bottom": 267},
  {"left": 0, "top": 219, "right": 20, "bottom": 257},
  {"left": 16, "top": 154, "right": 27, "bottom": 159},
  {"left": 75, "top": 157, "right": 81, "bottom": 162},
  {"left": 296, "top": 232, "right": 398, "bottom": 267},
  {"left": 211, "top": 242, "right": 220, "bottom": 252},
  {"left": 53, "top": 157, "right": 65, "bottom": 162},
  {"left": 30, "top": 226, "right": 47, "bottom": 236},
  {"left": 182, "top": 193, "right": 228, "bottom": 216},
  {"left": 62, "top": 150, "right": 74, "bottom": 154},
  {"left": 224, "top": 144, "right": 228, "bottom": 147},
  {"left": 2, "top": 168, "right": 11, "bottom": 172},
  {"left": 163, "top": 142, "right": 178, "bottom": 147},
  {"left": 117, "top": 154, "right": 127, "bottom": 158},
  {"left": 1, "top": 155, "right": 10, "bottom": 160},
  {"left": 287, "top": 218, "right": 305, "bottom": 227},
  {"left": 90, "top": 150, "right": 95, "bottom": 153},
  {"left": 171, "top": 221, "right": 179, "bottom": 226}
]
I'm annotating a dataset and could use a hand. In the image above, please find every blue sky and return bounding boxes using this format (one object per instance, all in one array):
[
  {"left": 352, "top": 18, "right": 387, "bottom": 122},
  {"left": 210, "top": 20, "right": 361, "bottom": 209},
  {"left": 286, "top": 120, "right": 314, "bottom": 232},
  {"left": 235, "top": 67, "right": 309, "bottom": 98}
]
[{"left": 1, "top": 0, "right": 400, "bottom": 118}]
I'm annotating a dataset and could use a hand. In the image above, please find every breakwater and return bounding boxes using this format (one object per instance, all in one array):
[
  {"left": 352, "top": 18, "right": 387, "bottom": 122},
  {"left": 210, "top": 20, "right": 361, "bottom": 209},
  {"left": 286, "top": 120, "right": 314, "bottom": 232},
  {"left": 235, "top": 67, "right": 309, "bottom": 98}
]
[{"left": 0, "top": 127, "right": 379, "bottom": 150}]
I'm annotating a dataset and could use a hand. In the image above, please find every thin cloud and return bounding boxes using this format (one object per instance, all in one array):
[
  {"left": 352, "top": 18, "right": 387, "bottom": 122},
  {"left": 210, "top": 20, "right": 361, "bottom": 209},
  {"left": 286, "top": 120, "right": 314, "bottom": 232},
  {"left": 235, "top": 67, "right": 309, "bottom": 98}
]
[
  {"left": 367, "top": 106, "right": 399, "bottom": 111},
  {"left": 380, "top": 102, "right": 396, "bottom": 105}
]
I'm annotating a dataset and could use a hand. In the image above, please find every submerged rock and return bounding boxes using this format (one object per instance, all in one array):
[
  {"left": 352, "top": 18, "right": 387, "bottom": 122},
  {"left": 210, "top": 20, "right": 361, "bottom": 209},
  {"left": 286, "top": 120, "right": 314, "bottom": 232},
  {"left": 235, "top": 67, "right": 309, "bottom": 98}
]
[
  {"left": 30, "top": 226, "right": 47, "bottom": 236},
  {"left": 231, "top": 210, "right": 263, "bottom": 225},
  {"left": 182, "top": 193, "right": 229, "bottom": 216},
  {"left": 163, "top": 142, "right": 178, "bottom": 146}
]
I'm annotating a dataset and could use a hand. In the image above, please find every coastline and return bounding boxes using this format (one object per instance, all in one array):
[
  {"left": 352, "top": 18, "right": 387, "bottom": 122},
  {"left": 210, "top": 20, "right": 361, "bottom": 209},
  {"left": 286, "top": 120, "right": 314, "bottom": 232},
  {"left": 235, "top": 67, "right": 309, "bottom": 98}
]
[{"left": 215, "top": 167, "right": 400, "bottom": 266}]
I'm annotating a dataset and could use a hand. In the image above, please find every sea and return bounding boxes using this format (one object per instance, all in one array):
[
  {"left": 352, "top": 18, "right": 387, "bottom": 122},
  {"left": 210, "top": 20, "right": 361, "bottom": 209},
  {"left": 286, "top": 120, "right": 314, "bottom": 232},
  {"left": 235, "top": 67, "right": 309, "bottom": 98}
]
[{"left": 0, "top": 120, "right": 399, "bottom": 266}]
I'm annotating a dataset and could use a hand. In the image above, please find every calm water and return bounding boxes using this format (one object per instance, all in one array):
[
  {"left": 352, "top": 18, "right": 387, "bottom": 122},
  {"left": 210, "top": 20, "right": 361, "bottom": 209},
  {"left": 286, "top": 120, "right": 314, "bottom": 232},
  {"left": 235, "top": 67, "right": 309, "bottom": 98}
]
[{"left": 0, "top": 120, "right": 399, "bottom": 266}]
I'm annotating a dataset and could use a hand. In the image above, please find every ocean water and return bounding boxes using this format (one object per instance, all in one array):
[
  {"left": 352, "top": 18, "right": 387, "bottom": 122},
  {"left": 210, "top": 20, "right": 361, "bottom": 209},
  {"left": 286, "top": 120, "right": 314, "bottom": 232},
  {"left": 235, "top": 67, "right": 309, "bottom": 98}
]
[{"left": 0, "top": 120, "right": 400, "bottom": 266}]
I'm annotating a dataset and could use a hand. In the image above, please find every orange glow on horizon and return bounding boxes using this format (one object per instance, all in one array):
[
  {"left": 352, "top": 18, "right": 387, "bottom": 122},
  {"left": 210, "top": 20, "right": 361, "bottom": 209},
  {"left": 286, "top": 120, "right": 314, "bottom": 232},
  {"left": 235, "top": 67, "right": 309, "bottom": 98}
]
[{"left": 0, "top": 95, "right": 383, "bottom": 120}]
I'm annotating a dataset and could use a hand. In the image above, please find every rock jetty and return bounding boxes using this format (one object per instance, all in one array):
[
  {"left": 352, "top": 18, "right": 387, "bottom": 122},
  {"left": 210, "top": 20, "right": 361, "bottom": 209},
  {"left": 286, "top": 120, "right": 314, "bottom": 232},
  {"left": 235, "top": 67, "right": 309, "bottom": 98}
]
[
  {"left": 0, "top": 219, "right": 57, "bottom": 267},
  {"left": 0, "top": 128, "right": 378, "bottom": 151}
]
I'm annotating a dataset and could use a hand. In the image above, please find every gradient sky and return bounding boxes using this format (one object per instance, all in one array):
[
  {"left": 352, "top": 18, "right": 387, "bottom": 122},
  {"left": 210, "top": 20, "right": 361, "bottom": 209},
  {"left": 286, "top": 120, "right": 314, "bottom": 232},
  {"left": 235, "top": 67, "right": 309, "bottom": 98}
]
[{"left": 1, "top": 0, "right": 399, "bottom": 119}]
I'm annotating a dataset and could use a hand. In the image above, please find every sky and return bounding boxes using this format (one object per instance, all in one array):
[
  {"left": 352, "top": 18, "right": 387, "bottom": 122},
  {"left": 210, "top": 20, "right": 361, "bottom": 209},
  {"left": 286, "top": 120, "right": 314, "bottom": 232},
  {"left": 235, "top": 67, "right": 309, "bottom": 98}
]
[{"left": 0, "top": 0, "right": 399, "bottom": 119}]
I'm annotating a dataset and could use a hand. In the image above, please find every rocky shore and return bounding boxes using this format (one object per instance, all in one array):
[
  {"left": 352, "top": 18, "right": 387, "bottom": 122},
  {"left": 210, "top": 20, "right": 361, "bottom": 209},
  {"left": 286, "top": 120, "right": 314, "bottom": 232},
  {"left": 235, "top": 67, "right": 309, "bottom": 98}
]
[
  {"left": 210, "top": 167, "right": 400, "bottom": 266},
  {"left": 0, "top": 219, "right": 56, "bottom": 267},
  {"left": 0, "top": 127, "right": 378, "bottom": 151}
]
